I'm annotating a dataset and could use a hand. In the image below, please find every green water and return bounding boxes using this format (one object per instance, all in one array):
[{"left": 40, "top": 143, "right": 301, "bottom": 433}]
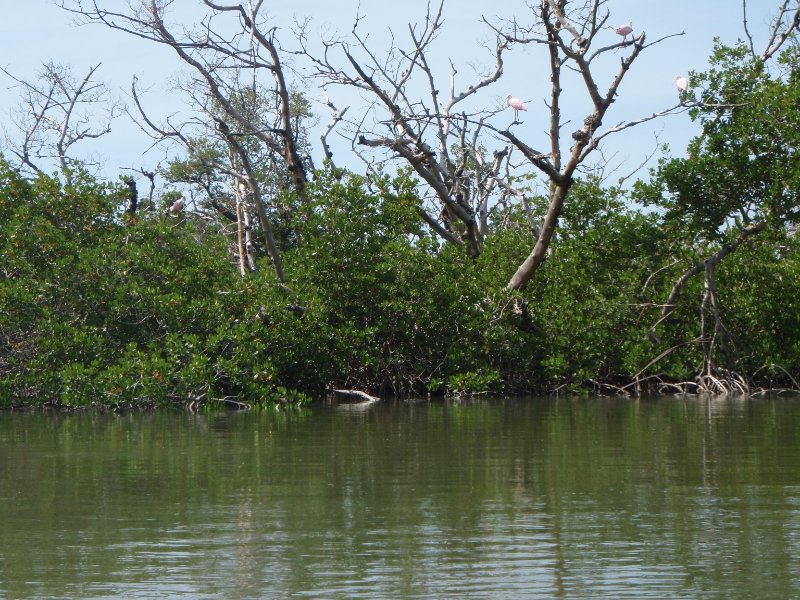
[{"left": 1, "top": 396, "right": 799, "bottom": 598}]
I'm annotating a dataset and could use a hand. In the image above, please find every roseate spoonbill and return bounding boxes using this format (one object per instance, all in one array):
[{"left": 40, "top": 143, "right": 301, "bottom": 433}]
[
  {"left": 506, "top": 95, "right": 527, "bottom": 121},
  {"left": 169, "top": 197, "right": 185, "bottom": 214},
  {"left": 675, "top": 75, "right": 689, "bottom": 93},
  {"left": 614, "top": 20, "right": 633, "bottom": 41}
]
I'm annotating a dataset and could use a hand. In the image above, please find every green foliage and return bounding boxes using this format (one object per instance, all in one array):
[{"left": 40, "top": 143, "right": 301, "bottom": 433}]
[
  {"left": 242, "top": 167, "right": 546, "bottom": 396},
  {"left": 448, "top": 369, "right": 503, "bottom": 396},
  {"left": 640, "top": 42, "right": 800, "bottom": 239},
  {"left": 715, "top": 230, "right": 800, "bottom": 375},
  {"left": 3, "top": 104, "right": 800, "bottom": 408},
  {"left": 0, "top": 157, "right": 307, "bottom": 408},
  {"left": 519, "top": 180, "right": 666, "bottom": 384},
  {"left": 630, "top": 41, "right": 800, "bottom": 386}
]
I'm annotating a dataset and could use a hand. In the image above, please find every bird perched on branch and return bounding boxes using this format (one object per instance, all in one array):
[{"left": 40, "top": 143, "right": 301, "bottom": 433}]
[
  {"left": 614, "top": 20, "right": 633, "bottom": 41},
  {"left": 675, "top": 75, "right": 689, "bottom": 93},
  {"left": 506, "top": 95, "right": 527, "bottom": 121},
  {"left": 168, "top": 197, "right": 185, "bottom": 215}
]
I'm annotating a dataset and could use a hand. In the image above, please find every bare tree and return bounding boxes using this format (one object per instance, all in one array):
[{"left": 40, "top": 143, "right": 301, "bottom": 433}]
[
  {"left": 58, "top": 0, "right": 314, "bottom": 283},
  {"left": 303, "top": 1, "right": 517, "bottom": 257},
  {"left": 1, "top": 61, "right": 120, "bottom": 183},
  {"left": 495, "top": 0, "right": 686, "bottom": 289},
  {"left": 305, "top": 0, "right": 686, "bottom": 286}
]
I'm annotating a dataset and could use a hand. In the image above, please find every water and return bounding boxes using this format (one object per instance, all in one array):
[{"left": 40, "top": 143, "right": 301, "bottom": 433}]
[{"left": 2, "top": 396, "right": 800, "bottom": 598}]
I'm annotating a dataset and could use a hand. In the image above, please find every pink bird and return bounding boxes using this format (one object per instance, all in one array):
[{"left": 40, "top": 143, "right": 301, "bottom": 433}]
[
  {"left": 614, "top": 20, "right": 633, "bottom": 41},
  {"left": 506, "top": 95, "right": 527, "bottom": 120},
  {"left": 169, "top": 197, "right": 185, "bottom": 214},
  {"left": 675, "top": 75, "right": 689, "bottom": 93}
]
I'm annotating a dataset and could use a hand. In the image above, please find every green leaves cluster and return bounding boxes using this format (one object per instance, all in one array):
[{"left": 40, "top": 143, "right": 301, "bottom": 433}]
[
  {"left": 253, "top": 168, "right": 528, "bottom": 396},
  {"left": 0, "top": 159, "right": 306, "bottom": 408},
  {"left": 641, "top": 42, "right": 800, "bottom": 238}
]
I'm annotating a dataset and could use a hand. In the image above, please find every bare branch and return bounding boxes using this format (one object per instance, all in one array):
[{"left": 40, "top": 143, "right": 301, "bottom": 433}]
[
  {"left": 543, "top": 2, "right": 564, "bottom": 171},
  {"left": 742, "top": 0, "right": 757, "bottom": 58},
  {"left": 320, "top": 88, "right": 349, "bottom": 168},
  {"left": 2, "top": 60, "right": 118, "bottom": 180},
  {"left": 64, "top": 1, "right": 309, "bottom": 202},
  {"left": 652, "top": 220, "right": 769, "bottom": 337},
  {"left": 581, "top": 102, "right": 690, "bottom": 161},
  {"left": 217, "top": 118, "right": 285, "bottom": 282},
  {"left": 762, "top": 0, "right": 800, "bottom": 61}
]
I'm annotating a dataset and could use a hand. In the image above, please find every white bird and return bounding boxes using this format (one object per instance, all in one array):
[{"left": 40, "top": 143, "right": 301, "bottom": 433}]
[
  {"left": 506, "top": 95, "right": 528, "bottom": 121},
  {"left": 675, "top": 75, "right": 689, "bottom": 93},
  {"left": 614, "top": 20, "right": 633, "bottom": 41},
  {"left": 169, "top": 197, "right": 185, "bottom": 214}
]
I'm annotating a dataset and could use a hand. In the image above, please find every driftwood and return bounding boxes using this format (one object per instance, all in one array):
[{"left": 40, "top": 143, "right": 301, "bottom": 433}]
[{"left": 332, "top": 389, "right": 380, "bottom": 403}]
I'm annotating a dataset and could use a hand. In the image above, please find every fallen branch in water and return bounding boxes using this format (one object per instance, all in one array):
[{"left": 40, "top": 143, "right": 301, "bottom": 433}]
[{"left": 332, "top": 389, "right": 380, "bottom": 403}]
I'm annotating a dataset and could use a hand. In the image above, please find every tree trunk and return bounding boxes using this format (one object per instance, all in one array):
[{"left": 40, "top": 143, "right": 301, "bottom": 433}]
[{"left": 507, "top": 181, "right": 571, "bottom": 290}]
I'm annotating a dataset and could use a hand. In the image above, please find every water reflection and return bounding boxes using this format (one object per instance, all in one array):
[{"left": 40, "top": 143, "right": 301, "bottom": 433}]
[{"left": 1, "top": 396, "right": 800, "bottom": 598}]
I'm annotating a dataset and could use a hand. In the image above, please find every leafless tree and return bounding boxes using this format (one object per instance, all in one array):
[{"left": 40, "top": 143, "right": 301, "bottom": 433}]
[
  {"left": 302, "top": 1, "right": 518, "bottom": 257},
  {"left": 495, "top": 0, "right": 688, "bottom": 289},
  {"left": 58, "top": 0, "right": 316, "bottom": 283},
  {"left": 1, "top": 61, "right": 120, "bottom": 184},
  {"left": 305, "top": 0, "right": 686, "bottom": 287}
]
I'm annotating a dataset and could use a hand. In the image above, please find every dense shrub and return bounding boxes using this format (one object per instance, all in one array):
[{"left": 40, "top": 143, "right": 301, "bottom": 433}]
[
  {"left": 0, "top": 160, "right": 305, "bottom": 408},
  {"left": 1, "top": 157, "right": 798, "bottom": 408}
]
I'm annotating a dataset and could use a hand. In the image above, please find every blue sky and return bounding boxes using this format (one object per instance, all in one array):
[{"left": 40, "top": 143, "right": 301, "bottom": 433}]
[{"left": 0, "top": 1, "right": 785, "bottom": 185}]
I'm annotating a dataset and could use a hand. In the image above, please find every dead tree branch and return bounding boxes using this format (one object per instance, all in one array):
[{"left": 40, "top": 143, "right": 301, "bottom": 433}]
[
  {"left": 501, "top": 0, "right": 681, "bottom": 290},
  {"left": 762, "top": 0, "right": 800, "bottom": 62},
  {"left": 304, "top": 0, "right": 515, "bottom": 256},
  {"left": 59, "top": 0, "right": 315, "bottom": 282},
  {"left": 1, "top": 61, "right": 119, "bottom": 182}
]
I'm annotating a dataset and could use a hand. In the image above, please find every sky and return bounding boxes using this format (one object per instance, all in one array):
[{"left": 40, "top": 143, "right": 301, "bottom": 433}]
[{"left": 0, "top": 1, "right": 787, "bottom": 188}]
